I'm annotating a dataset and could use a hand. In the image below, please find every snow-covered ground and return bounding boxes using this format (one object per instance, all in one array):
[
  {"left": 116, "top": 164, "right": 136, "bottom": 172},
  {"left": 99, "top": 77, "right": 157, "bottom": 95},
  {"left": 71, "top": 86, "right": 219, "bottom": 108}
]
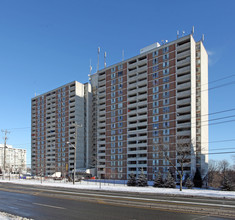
[
  {"left": 0, "top": 211, "right": 32, "bottom": 220},
  {"left": 0, "top": 178, "right": 235, "bottom": 199}
]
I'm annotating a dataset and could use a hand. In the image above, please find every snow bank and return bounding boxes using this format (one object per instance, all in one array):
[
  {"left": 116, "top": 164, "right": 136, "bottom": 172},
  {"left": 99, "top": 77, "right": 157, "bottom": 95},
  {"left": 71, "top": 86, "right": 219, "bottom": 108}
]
[{"left": 0, "top": 179, "right": 234, "bottom": 199}]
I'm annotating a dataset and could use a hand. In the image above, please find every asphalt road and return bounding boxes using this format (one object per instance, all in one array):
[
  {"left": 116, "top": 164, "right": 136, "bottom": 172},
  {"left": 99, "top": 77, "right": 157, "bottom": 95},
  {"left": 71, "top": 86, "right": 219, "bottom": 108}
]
[{"left": 0, "top": 182, "right": 234, "bottom": 220}]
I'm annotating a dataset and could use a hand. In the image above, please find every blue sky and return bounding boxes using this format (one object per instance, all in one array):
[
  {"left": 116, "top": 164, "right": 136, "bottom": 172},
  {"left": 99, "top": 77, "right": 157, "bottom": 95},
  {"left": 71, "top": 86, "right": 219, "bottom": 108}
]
[{"left": 0, "top": 0, "right": 235, "bottom": 166}]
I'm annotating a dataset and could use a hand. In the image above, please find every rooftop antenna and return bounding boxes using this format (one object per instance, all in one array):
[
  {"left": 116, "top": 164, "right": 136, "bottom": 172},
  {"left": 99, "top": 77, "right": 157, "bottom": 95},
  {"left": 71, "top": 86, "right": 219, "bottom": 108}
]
[
  {"left": 165, "top": 40, "right": 168, "bottom": 44},
  {"left": 97, "top": 47, "right": 100, "bottom": 72},
  {"left": 177, "top": 30, "right": 179, "bottom": 39},
  {"left": 89, "top": 59, "right": 92, "bottom": 81},
  {"left": 202, "top": 34, "right": 205, "bottom": 42},
  {"left": 161, "top": 40, "right": 164, "bottom": 45},
  {"left": 122, "top": 49, "right": 124, "bottom": 62},
  {"left": 104, "top": 51, "right": 107, "bottom": 68},
  {"left": 182, "top": 30, "right": 185, "bottom": 36},
  {"left": 35, "top": 92, "right": 36, "bottom": 97},
  {"left": 191, "top": 26, "right": 194, "bottom": 35}
]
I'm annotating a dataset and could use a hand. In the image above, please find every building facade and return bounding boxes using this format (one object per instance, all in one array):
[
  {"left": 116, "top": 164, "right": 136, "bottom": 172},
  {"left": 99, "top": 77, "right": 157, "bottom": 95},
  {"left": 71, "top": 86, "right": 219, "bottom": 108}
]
[
  {"left": 31, "top": 34, "right": 208, "bottom": 180},
  {"left": 0, "top": 144, "right": 26, "bottom": 174},
  {"left": 93, "top": 34, "right": 208, "bottom": 180},
  {"left": 31, "top": 81, "right": 93, "bottom": 176}
]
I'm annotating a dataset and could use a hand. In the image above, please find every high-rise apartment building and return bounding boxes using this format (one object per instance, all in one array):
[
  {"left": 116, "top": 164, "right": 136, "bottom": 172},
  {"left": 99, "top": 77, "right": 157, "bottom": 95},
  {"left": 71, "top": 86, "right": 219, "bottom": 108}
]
[
  {"left": 31, "top": 81, "right": 93, "bottom": 176},
  {"left": 92, "top": 34, "right": 208, "bottom": 180},
  {"left": 0, "top": 144, "right": 26, "bottom": 173}
]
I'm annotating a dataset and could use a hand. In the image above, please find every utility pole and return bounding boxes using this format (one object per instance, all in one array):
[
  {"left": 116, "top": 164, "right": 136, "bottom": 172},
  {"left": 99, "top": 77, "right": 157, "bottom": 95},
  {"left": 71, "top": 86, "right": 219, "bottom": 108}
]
[
  {"left": 73, "top": 122, "right": 78, "bottom": 185},
  {"left": 1, "top": 129, "right": 10, "bottom": 178}
]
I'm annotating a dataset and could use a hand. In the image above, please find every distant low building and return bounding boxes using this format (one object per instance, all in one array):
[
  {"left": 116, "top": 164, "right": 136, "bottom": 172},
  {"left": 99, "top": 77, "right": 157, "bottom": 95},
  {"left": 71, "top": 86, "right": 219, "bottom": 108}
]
[{"left": 0, "top": 144, "right": 26, "bottom": 174}]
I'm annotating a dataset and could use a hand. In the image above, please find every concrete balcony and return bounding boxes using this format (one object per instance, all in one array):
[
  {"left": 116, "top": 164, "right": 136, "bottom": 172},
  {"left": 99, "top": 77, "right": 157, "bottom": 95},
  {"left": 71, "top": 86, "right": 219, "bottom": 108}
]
[
  {"left": 138, "top": 58, "right": 147, "bottom": 66},
  {"left": 177, "top": 97, "right": 191, "bottom": 105},
  {"left": 177, "top": 50, "right": 190, "bottom": 59},
  {"left": 137, "top": 79, "right": 147, "bottom": 87},
  {"left": 177, "top": 74, "right": 191, "bottom": 83},
  {"left": 128, "top": 75, "right": 138, "bottom": 82},
  {"left": 177, "top": 114, "right": 191, "bottom": 121},
  {"left": 177, "top": 130, "right": 191, "bottom": 136},
  {"left": 177, "top": 66, "right": 191, "bottom": 75},
  {"left": 177, "top": 57, "right": 190, "bottom": 67},
  {"left": 177, "top": 42, "right": 190, "bottom": 52},
  {"left": 177, "top": 122, "right": 191, "bottom": 129},
  {"left": 138, "top": 65, "right": 147, "bottom": 73},
  {"left": 177, "top": 82, "right": 191, "bottom": 90},
  {"left": 128, "top": 61, "right": 137, "bottom": 69},
  {"left": 98, "top": 74, "right": 105, "bottom": 81},
  {"left": 127, "top": 96, "right": 137, "bottom": 103},
  {"left": 177, "top": 106, "right": 191, "bottom": 113},
  {"left": 98, "top": 80, "right": 106, "bottom": 87},
  {"left": 137, "top": 107, "right": 148, "bottom": 114},
  {"left": 177, "top": 90, "right": 191, "bottom": 98}
]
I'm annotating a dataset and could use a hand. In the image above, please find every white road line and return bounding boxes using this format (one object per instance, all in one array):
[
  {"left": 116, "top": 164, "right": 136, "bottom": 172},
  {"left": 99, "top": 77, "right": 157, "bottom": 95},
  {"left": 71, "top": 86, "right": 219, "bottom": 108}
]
[
  {"left": 33, "top": 202, "right": 66, "bottom": 210},
  {"left": 28, "top": 187, "right": 235, "bottom": 209}
]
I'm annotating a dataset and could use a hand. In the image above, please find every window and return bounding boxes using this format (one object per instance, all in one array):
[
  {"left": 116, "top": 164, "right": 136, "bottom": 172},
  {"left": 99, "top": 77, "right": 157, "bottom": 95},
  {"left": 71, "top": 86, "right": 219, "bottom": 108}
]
[
  {"left": 163, "top": 129, "right": 169, "bottom": 135},
  {"left": 153, "top": 86, "right": 159, "bottom": 93},
  {"left": 163, "top": 54, "right": 169, "bottom": 61},
  {"left": 111, "top": 73, "right": 116, "bottom": 79},
  {"left": 152, "top": 50, "right": 158, "bottom": 57},
  {"left": 118, "top": 109, "right": 123, "bottom": 115},
  {"left": 163, "top": 76, "right": 169, "bottom": 82},
  {"left": 162, "top": 47, "right": 169, "bottom": 53},
  {"left": 163, "top": 107, "right": 169, "bottom": 113},
  {"left": 163, "top": 122, "right": 169, "bottom": 128},
  {"left": 118, "top": 71, "right": 123, "bottom": 77},
  {"left": 111, "top": 149, "right": 115, "bottom": 154},
  {"left": 152, "top": 72, "right": 158, "bottom": 79},
  {"left": 118, "top": 148, "right": 123, "bottom": 153},
  {"left": 118, "top": 135, "right": 123, "bottom": 140},
  {"left": 152, "top": 58, "right": 158, "bottom": 65},
  {"left": 111, "top": 79, "right": 116, "bottom": 85},
  {"left": 111, "top": 92, "right": 115, "bottom": 98},
  {"left": 163, "top": 91, "right": 169, "bottom": 98},
  {"left": 163, "top": 83, "right": 169, "bottom": 90},
  {"left": 111, "top": 143, "right": 115, "bottom": 147},
  {"left": 163, "top": 99, "right": 169, "bottom": 105},
  {"left": 163, "top": 68, "right": 169, "bottom": 75},
  {"left": 118, "top": 96, "right": 123, "bottom": 102},
  {"left": 118, "top": 122, "right": 123, "bottom": 127},
  {"left": 118, "top": 84, "right": 123, "bottom": 89},
  {"left": 118, "top": 65, "right": 123, "bottom": 70},
  {"left": 118, "top": 116, "right": 123, "bottom": 121},
  {"left": 153, "top": 123, "right": 159, "bottom": 129},
  {"left": 153, "top": 130, "right": 159, "bottom": 137},
  {"left": 152, "top": 65, "right": 159, "bottom": 72},
  {"left": 111, "top": 85, "right": 116, "bottom": 91},
  {"left": 118, "top": 103, "right": 123, "bottom": 108},
  {"left": 153, "top": 116, "right": 159, "bottom": 122},
  {"left": 153, "top": 137, "right": 159, "bottom": 143},
  {"left": 164, "top": 136, "right": 169, "bottom": 143},
  {"left": 111, "top": 117, "right": 115, "bottom": 122},
  {"left": 111, "top": 111, "right": 115, "bottom": 117},
  {"left": 111, "top": 123, "right": 115, "bottom": 129},
  {"left": 111, "top": 67, "right": 116, "bottom": 73},
  {"left": 153, "top": 108, "right": 159, "bottom": 114},
  {"left": 153, "top": 94, "right": 159, "bottom": 100},
  {"left": 111, "top": 155, "right": 115, "bottom": 160},
  {"left": 118, "top": 77, "right": 123, "bottom": 83},
  {"left": 153, "top": 79, "right": 159, "bottom": 86},
  {"left": 118, "top": 142, "right": 123, "bottom": 147},
  {"left": 111, "top": 104, "right": 116, "bottom": 110},
  {"left": 118, "top": 90, "right": 123, "bottom": 96},
  {"left": 111, "top": 98, "right": 116, "bottom": 104},
  {"left": 163, "top": 114, "right": 169, "bottom": 120},
  {"left": 118, "top": 129, "right": 123, "bottom": 134},
  {"left": 153, "top": 101, "right": 159, "bottom": 107}
]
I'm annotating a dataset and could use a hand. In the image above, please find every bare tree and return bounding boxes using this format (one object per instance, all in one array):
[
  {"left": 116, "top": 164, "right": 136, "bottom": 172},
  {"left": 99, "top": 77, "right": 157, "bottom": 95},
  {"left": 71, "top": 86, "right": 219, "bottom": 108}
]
[
  {"left": 156, "top": 136, "right": 194, "bottom": 191},
  {"left": 207, "top": 160, "right": 219, "bottom": 187}
]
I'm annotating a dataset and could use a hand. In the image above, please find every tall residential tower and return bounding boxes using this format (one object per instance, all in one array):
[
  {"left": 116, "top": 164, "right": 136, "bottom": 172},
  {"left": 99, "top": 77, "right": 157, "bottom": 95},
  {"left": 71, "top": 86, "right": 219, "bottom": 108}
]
[{"left": 93, "top": 34, "right": 208, "bottom": 180}]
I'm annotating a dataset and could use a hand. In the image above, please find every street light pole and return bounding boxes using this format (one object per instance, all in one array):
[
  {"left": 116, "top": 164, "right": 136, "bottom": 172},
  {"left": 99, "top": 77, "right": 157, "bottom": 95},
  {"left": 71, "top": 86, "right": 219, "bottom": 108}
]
[{"left": 67, "top": 123, "right": 82, "bottom": 185}]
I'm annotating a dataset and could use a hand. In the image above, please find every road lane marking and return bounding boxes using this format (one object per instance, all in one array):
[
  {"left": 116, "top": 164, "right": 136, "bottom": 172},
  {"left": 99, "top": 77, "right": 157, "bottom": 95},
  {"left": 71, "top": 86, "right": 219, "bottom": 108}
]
[
  {"left": 3, "top": 185, "right": 235, "bottom": 209},
  {"left": 33, "top": 202, "right": 66, "bottom": 210},
  {"left": 30, "top": 188, "right": 235, "bottom": 209}
]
